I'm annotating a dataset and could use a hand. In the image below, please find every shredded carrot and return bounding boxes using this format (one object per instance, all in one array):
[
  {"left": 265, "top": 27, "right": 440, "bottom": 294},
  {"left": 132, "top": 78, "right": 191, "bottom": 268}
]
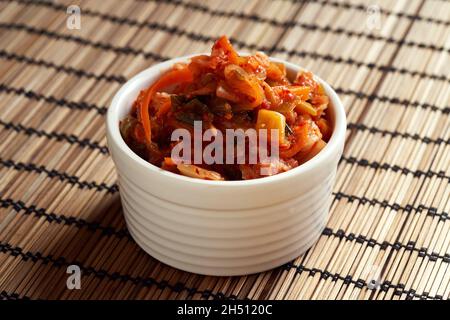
[{"left": 139, "top": 67, "right": 193, "bottom": 144}]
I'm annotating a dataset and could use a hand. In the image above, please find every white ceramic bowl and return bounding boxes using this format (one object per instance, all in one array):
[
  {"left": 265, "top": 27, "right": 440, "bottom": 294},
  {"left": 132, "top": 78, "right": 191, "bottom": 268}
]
[{"left": 106, "top": 54, "right": 346, "bottom": 276}]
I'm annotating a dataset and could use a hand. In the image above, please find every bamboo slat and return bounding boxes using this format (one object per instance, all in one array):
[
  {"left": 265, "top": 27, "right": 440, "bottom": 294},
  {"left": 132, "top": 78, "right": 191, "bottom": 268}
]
[{"left": 0, "top": 0, "right": 448, "bottom": 300}]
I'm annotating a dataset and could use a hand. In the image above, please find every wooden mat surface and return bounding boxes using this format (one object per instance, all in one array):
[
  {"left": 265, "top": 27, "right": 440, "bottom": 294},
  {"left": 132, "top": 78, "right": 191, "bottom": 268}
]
[{"left": 0, "top": 0, "right": 449, "bottom": 300}]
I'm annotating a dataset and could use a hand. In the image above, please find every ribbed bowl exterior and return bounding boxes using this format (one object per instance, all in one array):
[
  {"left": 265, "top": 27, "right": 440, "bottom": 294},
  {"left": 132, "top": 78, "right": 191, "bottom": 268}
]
[
  {"left": 109, "top": 140, "right": 339, "bottom": 275},
  {"left": 106, "top": 54, "right": 346, "bottom": 276}
]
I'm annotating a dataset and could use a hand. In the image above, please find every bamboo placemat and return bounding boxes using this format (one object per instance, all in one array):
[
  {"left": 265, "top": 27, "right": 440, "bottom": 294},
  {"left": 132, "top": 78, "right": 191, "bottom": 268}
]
[{"left": 0, "top": 0, "right": 449, "bottom": 300}]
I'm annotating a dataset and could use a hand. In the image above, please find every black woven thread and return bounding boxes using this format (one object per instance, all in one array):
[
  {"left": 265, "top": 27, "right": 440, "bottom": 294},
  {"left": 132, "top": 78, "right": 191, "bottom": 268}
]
[
  {"left": 144, "top": 0, "right": 450, "bottom": 28},
  {"left": 0, "top": 290, "right": 30, "bottom": 300},
  {"left": 265, "top": 51, "right": 447, "bottom": 89},
  {"left": 2, "top": 112, "right": 447, "bottom": 159},
  {"left": 1, "top": 23, "right": 449, "bottom": 114},
  {"left": 2, "top": 46, "right": 448, "bottom": 88},
  {"left": 0, "top": 116, "right": 442, "bottom": 158},
  {"left": 332, "top": 192, "right": 449, "bottom": 221},
  {"left": 0, "top": 196, "right": 130, "bottom": 238},
  {"left": 4, "top": 151, "right": 447, "bottom": 201},
  {"left": 340, "top": 156, "right": 450, "bottom": 182},
  {"left": 0, "top": 84, "right": 107, "bottom": 115},
  {"left": 284, "top": 262, "right": 443, "bottom": 300},
  {"left": 0, "top": 241, "right": 233, "bottom": 300},
  {"left": 2, "top": 153, "right": 449, "bottom": 220},
  {"left": 0, "top": 49, "right": 127, "bottom": 84},
  {"left": 0, "top": 165, "right": 444, "bottom": 295},
  {"left": 0, "top": 120, "right": 109, "bottom": 154},
  {"left": 2, "top": 193, "right": 449, "bottom": 300},
  {"left": 0, "top": 158, "right": 117, "bottom": 193},
  {"left": 347, "top": 123, "right": 449, "bottom": 146},
  {"left": 2, "top": 72, "right": 448, "bottom": 118},
  {"left": 6, "top": 49, "right": 450, "bottom": 87},
  {"left": 0, "top": 239, "right": 440, "bottom": 300},
  {"left": 335, "top": 88, "right": 450, "bottom": 114},
  {"left": 1, "top": 119, "right": 447, "bottom": 222},
  {"left": 321, "top": 227, "right": 448, "bottom": 265},
  {"left": 0, "top": 23, "right": 166, "bottom": 61},
  {"left": 290, "top": 0, "right": 450, "bottom": 28},
  {"left": 0, "top": 0, "right": 446, "bottom": 302},
  {"left": 1, "top": 19, "right": 450, "bottom": 88},
  {"left": 2, "top": 194, "right": 448, "bottom": 263},
  {"left": 12, "top": 0, "right": 450, "bottom": 57}
]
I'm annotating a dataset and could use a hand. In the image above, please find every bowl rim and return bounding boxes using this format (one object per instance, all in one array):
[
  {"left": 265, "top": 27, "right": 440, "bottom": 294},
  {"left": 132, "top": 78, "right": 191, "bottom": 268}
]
[{"left": 106, "top": 53, "right": 346, "bottom": 186}]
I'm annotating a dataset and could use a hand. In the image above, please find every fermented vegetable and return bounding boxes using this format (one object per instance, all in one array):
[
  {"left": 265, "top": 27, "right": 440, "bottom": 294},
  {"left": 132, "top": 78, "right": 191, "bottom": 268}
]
[{"left": 120, "top": 36, "right": 332, "bottom": 180}]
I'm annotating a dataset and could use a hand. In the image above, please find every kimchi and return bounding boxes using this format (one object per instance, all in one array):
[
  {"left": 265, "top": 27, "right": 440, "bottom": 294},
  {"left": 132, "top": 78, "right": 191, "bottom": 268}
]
[{"left": 120, "top": 36, "right": 332, "bottom": 181}]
